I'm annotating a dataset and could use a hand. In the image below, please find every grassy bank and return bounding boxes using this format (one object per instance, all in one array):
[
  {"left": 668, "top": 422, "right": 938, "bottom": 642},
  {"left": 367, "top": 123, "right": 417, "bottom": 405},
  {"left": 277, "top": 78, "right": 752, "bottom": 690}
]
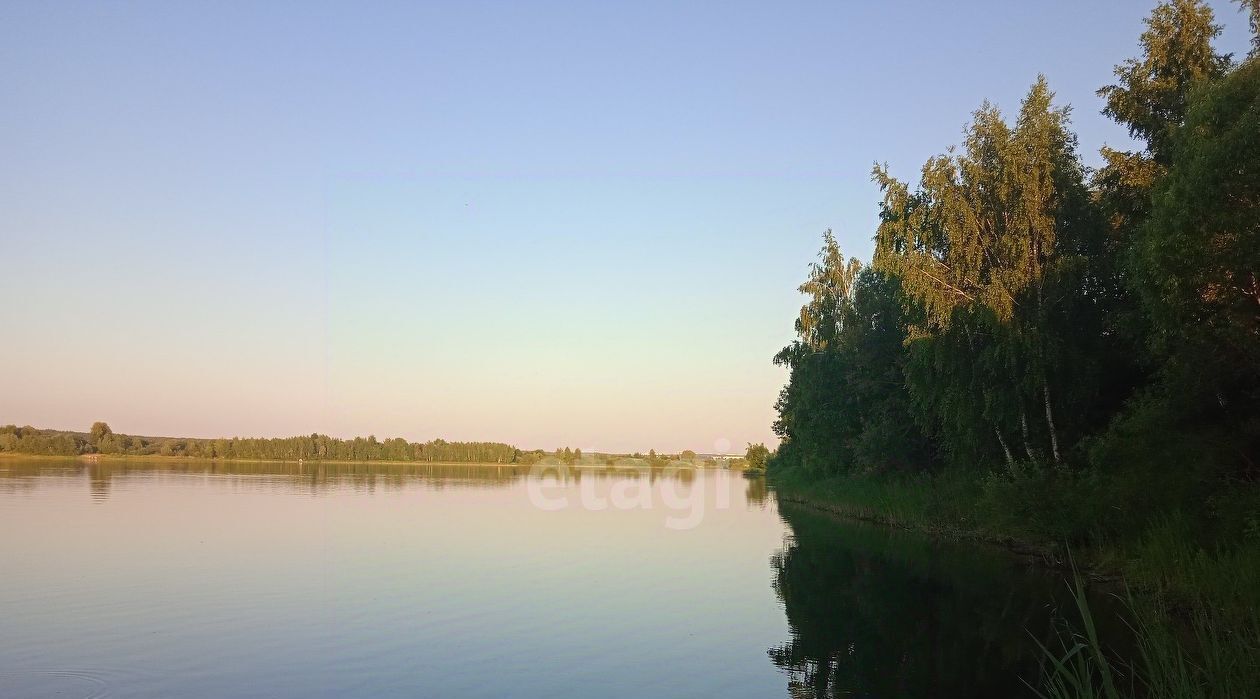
[
  {"left": 769, "top": 469, "right": 1260, "bottom": 697},
  {"left": 769, "top": 468, "right": 1260, "bottom": 612}
]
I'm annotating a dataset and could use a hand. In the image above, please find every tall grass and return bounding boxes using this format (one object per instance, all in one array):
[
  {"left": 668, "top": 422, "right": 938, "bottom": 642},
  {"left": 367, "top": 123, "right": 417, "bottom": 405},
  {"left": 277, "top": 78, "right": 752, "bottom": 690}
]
[
  {"left": 770, "top": 468, "right": 986, "bottom": 533},
  {"left": 1035, "top": 571, "right": 1260, "bottom": 699},
  {"left": 1029, "top": 572, "right": 1122, "bottom": 699},
  {"left": 1122, "top": 514, "right": 1260, "bottom": 620}
]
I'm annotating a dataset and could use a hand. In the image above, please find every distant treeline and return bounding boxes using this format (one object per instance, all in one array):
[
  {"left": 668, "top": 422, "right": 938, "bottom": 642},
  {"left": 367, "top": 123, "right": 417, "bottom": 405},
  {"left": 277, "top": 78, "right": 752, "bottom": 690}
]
[
  {"left": 514, "top": 446, "right": 737, "bottom": 469},
  {"left": 0, "top": 423, "right": 517, "bottom": 463},
  {"left": 0, "top": 423, "right": 729, "bottom": 467}
]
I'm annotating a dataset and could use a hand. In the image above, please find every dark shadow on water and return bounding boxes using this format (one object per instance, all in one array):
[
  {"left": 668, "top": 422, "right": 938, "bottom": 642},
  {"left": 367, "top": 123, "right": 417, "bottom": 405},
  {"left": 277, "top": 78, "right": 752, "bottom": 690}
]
[{"left": 768, "top": 501, "right": 1125, "bottom": 698}]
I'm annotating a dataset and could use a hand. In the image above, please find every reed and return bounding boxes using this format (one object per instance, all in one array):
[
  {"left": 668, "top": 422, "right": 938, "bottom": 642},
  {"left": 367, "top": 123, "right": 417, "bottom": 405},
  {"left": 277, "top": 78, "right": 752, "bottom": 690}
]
[{"left": 1035, "top": 571, "right": 1260, "bottom": 699}]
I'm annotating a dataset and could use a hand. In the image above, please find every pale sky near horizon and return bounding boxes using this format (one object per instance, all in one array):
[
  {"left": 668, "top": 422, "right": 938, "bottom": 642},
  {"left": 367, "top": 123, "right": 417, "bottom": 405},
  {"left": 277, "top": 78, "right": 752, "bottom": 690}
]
[{"left": 1, "top": 1, "right": 1252, "bottom": 453}]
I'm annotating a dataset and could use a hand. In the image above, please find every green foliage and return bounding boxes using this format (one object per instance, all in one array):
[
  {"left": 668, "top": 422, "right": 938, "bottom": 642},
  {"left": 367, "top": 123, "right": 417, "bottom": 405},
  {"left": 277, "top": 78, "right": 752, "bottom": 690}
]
[
  {"left": 1098, "top": 0, "right": 1229, "bottom": 163},
  {"left": 1036, "top": 572, "right": 1260, "bottom": 699},
  {"left": 789, "top": 229, "right": 862, "bottom": 352},
  {"left": 1030, "top": 573, "right": 1121, "bottom": 699},
  {"left": 769, "top": 0, "right": 1258, "bottom": 533},
  {"left": 979, "top": 464, "right": 1127, "bottom": 544},
  {"left": 872, "top": 77, "right": 1112, "bottom": 469},
  {"left": 743, "top": 443, "right": 770, "bottom": 473},
  {"left": 89, "top": 421, "right": 112, "bottom": 444},
  {"left": 0, "top": 423, "right": 520, "bottom": 463},
  {"left": 0, "top": 424, "right": 88, "bottom": 456},
  {"left": 770, "top": 468, "right": 985, "bottom": 533},
  {"left": 770, "top": 6, "right": 1259, "bottom": 693},
  {"left": 772, "top": 261, "right": 934, "bottom": 477},
  {"left": 1128, "top": 58, "right": 1260, "bottom": 472},
  {"left": 775, "top": 77, "right": 1118, "bottom": 476}
]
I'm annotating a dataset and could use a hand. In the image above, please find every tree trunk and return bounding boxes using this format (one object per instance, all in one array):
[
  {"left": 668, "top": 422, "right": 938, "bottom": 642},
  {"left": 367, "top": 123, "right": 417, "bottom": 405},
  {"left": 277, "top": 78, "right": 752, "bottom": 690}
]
[
  {"left": 1020, "top": 410, "right": 1035, "bottom": 461},
  {"left": 995, "top": 428, "right": 1015, "bottom": 471},
  {"left": 1043, "top": 381, "right": 1061, "bottom": 463}
]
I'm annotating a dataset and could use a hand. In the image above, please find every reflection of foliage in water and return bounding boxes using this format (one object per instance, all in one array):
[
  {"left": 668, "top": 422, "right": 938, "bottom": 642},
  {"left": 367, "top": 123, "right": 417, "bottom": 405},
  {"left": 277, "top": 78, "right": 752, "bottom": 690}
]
[
  {"left": 769, "top": 502, "right": 1075, "bottom": 698},
  {"left": 0, "top": 458, "right": 532, "bottom": 498},
  {"left": 0, "top": 458, "right": 710, "bottom": 499},
  {"left": 745, "top": 476, "right": 769, "bottom": 508}
]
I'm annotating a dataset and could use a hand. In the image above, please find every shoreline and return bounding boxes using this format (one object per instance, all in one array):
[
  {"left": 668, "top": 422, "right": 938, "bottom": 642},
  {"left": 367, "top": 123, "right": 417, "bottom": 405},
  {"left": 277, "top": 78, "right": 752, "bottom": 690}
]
[
  {"left": 771, "top": 485, "right": 1122, "bottom": 583},
  {"left": 771, "top": 488, "right": 1108, "bottom": 576},
  {"left": 0, "top": 451, "right": 726, "bottom": 471},
  {"left": 768, "top": 472, "right": 1258, "bottom": 634}
]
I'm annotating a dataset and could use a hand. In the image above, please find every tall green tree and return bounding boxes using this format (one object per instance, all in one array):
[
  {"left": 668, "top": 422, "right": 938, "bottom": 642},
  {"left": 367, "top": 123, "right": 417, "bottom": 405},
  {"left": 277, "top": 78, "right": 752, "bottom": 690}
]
[
  {"left": 772, "top": 233, "right": 932, "bottom": 476},
  {"left": 791, "top": 229, "right": 862, "bottom": 354},
  {"left": 1087, "top": 0, "right": 1238, "bottom": 430},
  {"left": 1127, "top": 57, "right": 1260, "bottom": 468},
  {"left": 772, "top": 234, "right": 865, "bottom": 475},
  {"left": 744, "top": 443, "right": 770, "bottom": 472},
  {"left": 1098, "top": 0, "right": 1230, "bottom": 165},
  {"left": 873, "top": 78, "right": 1104, "bottom": 467},
  {"left": 89, "top": 421, "right": 112, "bottom": 446}
]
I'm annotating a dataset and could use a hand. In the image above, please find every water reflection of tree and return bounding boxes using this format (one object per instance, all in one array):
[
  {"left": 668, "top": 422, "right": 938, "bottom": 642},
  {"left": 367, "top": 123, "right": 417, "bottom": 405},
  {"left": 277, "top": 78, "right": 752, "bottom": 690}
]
[
  {"left": 768, "top": 502, "right": 1061, "bottom": 698},
  {"left": 0, "top": 459, "right": 721, "bottom": 501},
  {"left": 89, "top": 463, "right": 110, "bottom": 501},
  {"left": 745, "top": 476, "right": 768, "bottom": 507},
  {"left": 0, "top": 459, "right": 532, "bottom": 498}
]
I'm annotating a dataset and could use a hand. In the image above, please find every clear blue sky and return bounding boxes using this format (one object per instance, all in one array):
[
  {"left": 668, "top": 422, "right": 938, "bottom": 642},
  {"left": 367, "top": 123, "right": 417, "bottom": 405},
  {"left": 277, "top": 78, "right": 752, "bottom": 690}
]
[{"left": 1, "top": 1, "right": 1251, "bottom": 453}]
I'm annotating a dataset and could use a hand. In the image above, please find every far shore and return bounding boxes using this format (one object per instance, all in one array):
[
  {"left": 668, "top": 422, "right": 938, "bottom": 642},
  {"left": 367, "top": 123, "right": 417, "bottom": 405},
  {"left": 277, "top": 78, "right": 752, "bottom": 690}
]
[{"left": 0, "top": 451, "right": 743, "bottom": 471}]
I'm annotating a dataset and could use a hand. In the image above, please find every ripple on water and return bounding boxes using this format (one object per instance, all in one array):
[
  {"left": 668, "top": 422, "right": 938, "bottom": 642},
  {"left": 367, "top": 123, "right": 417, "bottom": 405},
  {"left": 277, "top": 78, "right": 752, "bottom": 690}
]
[{"left": 0, "top": 667, "right": 152, "bottom": 699}]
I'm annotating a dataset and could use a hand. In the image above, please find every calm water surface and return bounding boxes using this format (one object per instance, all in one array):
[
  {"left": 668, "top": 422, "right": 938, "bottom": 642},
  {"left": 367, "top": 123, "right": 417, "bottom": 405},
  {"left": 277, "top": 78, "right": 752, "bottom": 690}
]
[{"left": 0, "top": 458, "right": 1077, "bottom": 698}]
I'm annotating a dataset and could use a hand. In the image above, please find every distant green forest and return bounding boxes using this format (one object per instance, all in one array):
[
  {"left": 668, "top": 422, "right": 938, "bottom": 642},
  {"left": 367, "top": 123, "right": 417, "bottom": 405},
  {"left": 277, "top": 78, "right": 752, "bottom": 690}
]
[
  {"left": 0, "top": 422, "right": 740, "bottom": 468},
  {"left": 0, "top": 422, "right": 520, "bottom": 463}
]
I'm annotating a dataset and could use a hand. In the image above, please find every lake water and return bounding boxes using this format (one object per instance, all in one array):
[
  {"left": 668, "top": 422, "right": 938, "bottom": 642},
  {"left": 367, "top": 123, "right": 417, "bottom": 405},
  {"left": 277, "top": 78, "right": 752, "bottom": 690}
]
[{"left": 0, "top": 458, "right": 1080, "bottom": 698}]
